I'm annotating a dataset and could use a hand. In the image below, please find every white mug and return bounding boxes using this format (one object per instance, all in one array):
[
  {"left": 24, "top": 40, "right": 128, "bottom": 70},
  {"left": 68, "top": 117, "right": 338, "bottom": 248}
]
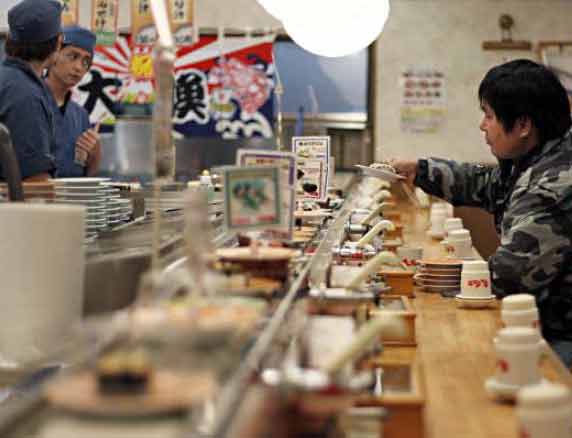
[
  {"left": 444, "top": 218, "right": 463, "bottom": 237},
  {"left": 501, "top": 294, "right": 540, "bottom": 330},
  {"left": 0, "top": 204, "right": 85, "bottom": 367},
  {"left": 494, "top": 327, "right": 542, "bottom": 387},
  {"left": 517, "top": 383, "right": 572, "bottom": 438},
  {"left": 460, "top": 273, "right": 491, "bottom": 298}
]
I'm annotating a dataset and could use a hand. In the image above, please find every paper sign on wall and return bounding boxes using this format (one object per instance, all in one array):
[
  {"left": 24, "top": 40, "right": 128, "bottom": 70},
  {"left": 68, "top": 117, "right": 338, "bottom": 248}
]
[
  {"left": 400, "top": 68, "right": 446, "bottom": 134},
  {"left": 237, "top": 149, "right": 296, "bottom": 239},
  {"left": 60, "top": 0, "right": 78, "bottom": 26},
  {"left": 131, "top": 0, "right": 157, "bottom": 45},
  {"left": 223, "top": 166, "right": 282, "bottom": 231},
  {"left": 170, "top": 0, "right": 196, "bottom": 46},
  {"left": 292, "top": 136, "right": 330, "bottom": 202},
  {"left": 91, "top": 0, "right": 118, "bottom": 46}
]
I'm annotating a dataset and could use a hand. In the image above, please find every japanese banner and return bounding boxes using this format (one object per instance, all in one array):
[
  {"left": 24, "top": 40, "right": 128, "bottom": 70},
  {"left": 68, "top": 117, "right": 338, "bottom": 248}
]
[
  {"left": 60, "top": 0, "right": 78, "bottom": 26},
  {"left": 131, "top": 0, "right": 157, "bottom": 46},
  {"left": 170, "top": 0, "right": 195, "bottom": 46},
  {"left": 91, "top": 0, "right": 119, "bottom": 46},
  {"left": 71, "top": 34, "right": 275, "bottom": 139}
]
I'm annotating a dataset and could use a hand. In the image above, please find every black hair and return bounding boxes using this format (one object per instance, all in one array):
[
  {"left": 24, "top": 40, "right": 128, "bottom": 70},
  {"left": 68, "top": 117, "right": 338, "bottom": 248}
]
[
  {"left": 478, "top": 59, "right": 572, "bottom": 144},
  {"left": 5, "top": 34, "right": 60, "bottom": 63}
]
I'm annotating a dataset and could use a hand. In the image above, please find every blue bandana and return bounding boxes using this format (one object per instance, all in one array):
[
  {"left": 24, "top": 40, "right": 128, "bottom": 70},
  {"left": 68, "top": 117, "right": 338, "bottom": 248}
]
[
  {"left": 63, "top": 26, "right": 96, "bottom": 57},
  {"left": 8, "top": 0, "right": 62, "bottom": 43}
]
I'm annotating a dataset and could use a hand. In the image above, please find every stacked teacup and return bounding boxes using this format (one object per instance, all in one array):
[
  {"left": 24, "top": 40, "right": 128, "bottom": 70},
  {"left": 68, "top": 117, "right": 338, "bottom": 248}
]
[
  {"left": 485, "top": 326, "right": 543, "bottom": 400},
  {"left": 455, "top": 260, "right": 495, "bottom": 308},
  {"left": 428, "top": 204, "right": 449, "bottom": 239},
  {"left": 444, "top": 217, "right": 463, "bottom": 237},
  {"left": 501, "top": 294, "right": 540, "bottom": 331},
  {"left": 446, "top": 229, "right": 473, "bottom": 259},
  {"left": 516, "top": 383, "right": 572, "bottom": 438}
]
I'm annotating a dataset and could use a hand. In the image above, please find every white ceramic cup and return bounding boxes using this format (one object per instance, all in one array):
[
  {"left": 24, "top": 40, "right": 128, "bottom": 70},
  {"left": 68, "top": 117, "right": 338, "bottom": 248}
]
[
  {"left": 397, "top": 246, "right": 423, "bottom": 269},
  {"left": 0, "top": 204, "right": 85, "bottom": 367},
  {"left": 501, "top": 294, "right": 540, "bottom": 330},
  {"left": 494, "top": 327, "right": 542, "bottom": 387},
  {"left": 444, "top": 218, "right": 463, "bottom": 237},
  {"left": 448, "top": 229, "right": 473, "bottom": 258},
  {"left": 430, "top": 210, "right": 447, "bottom": 236},
  {"left": 516, "top": 383, "right": 572, "bottom": 438},
  {"left": 460, "top": 261, "right": 491, "bottom": 298}
]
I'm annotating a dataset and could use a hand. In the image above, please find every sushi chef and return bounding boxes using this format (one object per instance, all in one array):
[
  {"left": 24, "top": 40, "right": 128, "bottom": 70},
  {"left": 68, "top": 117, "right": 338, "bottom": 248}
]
[
  {"left": 45, "top": 26, "right": 101, "bottom": 177},
  {"left": 392, "top": 59, "right": 572, "bottom": 367},
  {"left": 0, "top": 0, "right": 62, "bottom": 181}
]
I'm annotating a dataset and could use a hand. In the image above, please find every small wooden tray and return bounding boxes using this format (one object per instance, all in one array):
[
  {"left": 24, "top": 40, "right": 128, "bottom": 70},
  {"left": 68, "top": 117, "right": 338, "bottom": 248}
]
[
  {"left": 356, "top": 359, "right": 426, "bottom": 438},
  {"left": 380, "top": 270, "right": 415, "bottom": 298},
  {"left": 216, "top": 247, "right": 297, "bottom": 261},
  {"left": 45, "top": 371, "right": 215, "bottom": 417},
  {"left": 369, "top": 296, "right": 417, "bottom": 346}
]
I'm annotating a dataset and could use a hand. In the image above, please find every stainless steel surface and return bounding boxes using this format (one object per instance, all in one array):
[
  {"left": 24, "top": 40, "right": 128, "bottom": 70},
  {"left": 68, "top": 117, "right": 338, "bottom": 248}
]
[{"left": 100, "top": 120, "right": 153, "bottom": 179}]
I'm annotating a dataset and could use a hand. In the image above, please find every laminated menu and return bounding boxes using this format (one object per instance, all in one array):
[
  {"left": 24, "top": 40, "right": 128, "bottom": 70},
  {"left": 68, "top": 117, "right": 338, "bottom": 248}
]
[{"left": 292, "top": 136, "right": 330, "bottom": 202}]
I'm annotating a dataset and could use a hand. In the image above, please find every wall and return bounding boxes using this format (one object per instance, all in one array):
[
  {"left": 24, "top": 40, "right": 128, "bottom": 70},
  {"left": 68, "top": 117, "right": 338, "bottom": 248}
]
[
  {"left": 0, "top": 0, "right": 570, "bottom": 164},
  {"left": 376, "top": 0, "right": 572, "bottom": 163},
  {"left": 0, "top": 0, "right": 280, "bottom": 31}
]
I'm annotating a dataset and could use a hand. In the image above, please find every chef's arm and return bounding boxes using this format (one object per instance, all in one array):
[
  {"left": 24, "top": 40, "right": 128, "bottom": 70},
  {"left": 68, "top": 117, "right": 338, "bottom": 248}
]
[{"left": 6, "top": 97, "right": 55, "bottom": 179}]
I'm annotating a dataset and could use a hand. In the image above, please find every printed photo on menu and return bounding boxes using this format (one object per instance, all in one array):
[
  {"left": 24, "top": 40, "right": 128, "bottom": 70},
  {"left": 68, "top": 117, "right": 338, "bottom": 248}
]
[
  {"left": 237, "top": 149, "right": 296, "bottom": 238},
  {"left": 296, "top": 158, "right": 324, "bottom": 200},
  {"left": 223, "top": 166, "right": 282, "bottom": 231},
  {"left": 292, "top": 136, "right": 330, "bottom": 201}
]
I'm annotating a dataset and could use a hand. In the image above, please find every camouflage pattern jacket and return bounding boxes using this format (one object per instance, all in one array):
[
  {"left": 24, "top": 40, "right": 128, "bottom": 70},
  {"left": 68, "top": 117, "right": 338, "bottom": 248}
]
[{"left": 415, "top": 129, "right": 572, "bottom": 341}]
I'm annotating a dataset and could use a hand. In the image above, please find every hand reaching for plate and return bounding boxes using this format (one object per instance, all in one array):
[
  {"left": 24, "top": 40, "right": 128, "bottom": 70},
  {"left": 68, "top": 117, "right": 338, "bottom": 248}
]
[{"left": 387, "top": 160, "right": 418, "bottom": 185}]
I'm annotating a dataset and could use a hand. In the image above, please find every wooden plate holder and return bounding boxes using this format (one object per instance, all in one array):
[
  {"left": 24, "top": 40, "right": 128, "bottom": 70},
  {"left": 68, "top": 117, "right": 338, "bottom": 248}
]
[
  {"left": 380, "top": 270, "right": 415, "bottom": 297},
  {"left": 356, "top": 359, "right": 426, "bottom": 438},
  {"left": 367, "top": 296, "right": 416, "bottom": 346}
]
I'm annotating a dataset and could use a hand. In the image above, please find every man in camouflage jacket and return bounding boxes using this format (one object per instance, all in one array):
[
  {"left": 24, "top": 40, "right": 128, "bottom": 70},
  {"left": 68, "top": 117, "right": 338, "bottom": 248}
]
[{"left": 393, "top": 59, "right": 572, "bottom": 367}]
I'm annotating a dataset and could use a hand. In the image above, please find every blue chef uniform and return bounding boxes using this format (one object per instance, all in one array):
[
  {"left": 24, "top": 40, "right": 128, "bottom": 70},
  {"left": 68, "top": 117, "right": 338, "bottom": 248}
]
[
  {"left": 52, "top": 26, "right": 96, "bottom": 178},
  {"left": 0, "top": 0, "right": 62, "bottom": 179}
]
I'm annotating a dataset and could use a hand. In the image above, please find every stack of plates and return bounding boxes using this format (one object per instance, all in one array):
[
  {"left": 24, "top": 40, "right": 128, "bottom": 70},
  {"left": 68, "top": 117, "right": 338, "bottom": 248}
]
[
  {"left": 415, "top": 258, "right": 462, "bottom": 294},
  {"left": 0, "top": 182, "right": 55, "bottom": 202},
  {"left": 53, "top": 178, "right": 111, "bottom": 241}
]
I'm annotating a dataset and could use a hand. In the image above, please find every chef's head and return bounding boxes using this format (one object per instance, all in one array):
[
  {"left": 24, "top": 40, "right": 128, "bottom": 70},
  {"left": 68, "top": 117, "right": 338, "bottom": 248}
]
[
  {"left": 5, "top": 0, "right": 63, "bottom": 63},
  {"left": 478, "top": 59, "right": 571, "bottom": 160},
  {"left": 48, "top": 26, "right": 96, "bottom": 88}
]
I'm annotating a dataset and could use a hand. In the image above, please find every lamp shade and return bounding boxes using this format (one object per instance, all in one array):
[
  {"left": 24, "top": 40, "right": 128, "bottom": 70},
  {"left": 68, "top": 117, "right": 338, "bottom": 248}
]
[{"left": 282, "top": 0, "right": 391, "bottom": 58}]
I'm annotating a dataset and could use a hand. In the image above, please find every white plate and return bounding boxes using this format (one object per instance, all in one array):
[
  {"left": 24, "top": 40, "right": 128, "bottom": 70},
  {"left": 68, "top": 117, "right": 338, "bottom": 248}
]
[
  {"left": 53, "top": 178, "right": 110, "bottom": 186},
  {"left": 455, "top": 294, "right": 496, "bottom": 308},
  {"left": 485, "top": 377, "right": 546, "bottom": 401},
  {"left": 355, "top": 165, "right": 405, "bottom": 182}
]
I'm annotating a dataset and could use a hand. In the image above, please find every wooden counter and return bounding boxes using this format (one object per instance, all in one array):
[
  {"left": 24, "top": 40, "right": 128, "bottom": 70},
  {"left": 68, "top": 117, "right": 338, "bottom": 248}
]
[{"left": 382, "top": 202, "right": 572, "bottom": 438}]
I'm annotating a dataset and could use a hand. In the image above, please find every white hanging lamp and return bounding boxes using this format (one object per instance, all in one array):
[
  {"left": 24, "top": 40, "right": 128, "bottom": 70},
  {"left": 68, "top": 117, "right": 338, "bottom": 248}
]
[{"left": 281, "top": 0, "right": 391, "bottom": 58}]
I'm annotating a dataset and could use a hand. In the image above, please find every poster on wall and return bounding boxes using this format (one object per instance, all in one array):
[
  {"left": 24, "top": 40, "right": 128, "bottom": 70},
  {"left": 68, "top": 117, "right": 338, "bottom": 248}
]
[
  {"left": 72, "top": 35, "right": 275, "bottom": 138},
  {"left": 60, "top": 0, "right": 78, "bottom": 26},
  {"left": 400, "top": 68, "right": 446, "bottom": 134},
  {"left": 91, "top": 0, "right": 119, "bottom": 46},
  {"left": 292, "top": 136, "right": 330, "bottom": 202}
]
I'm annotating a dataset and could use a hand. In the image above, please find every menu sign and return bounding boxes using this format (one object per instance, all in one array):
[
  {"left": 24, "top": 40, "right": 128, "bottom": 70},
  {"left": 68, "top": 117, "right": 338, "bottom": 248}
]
[
  {"left": 292, "top": 136, "right": 330, "bottom": 202},
  {"left": 131, "top": 0, "right": 157, "bottom": 46},
  {"left": 60, "top": 0, "right": 78, "bottom": 26},
  {"left": 237, "top": 149, "right": 296, "bottom": 239},
  {"left": 223, "top": 166, "right": 282, "bottom": 231},
  {"left": 170, "top": 0, "right": 195, "bottom": 46},
  {"left": 91, "top": 0, "right": 118, "bottom": 46}
]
